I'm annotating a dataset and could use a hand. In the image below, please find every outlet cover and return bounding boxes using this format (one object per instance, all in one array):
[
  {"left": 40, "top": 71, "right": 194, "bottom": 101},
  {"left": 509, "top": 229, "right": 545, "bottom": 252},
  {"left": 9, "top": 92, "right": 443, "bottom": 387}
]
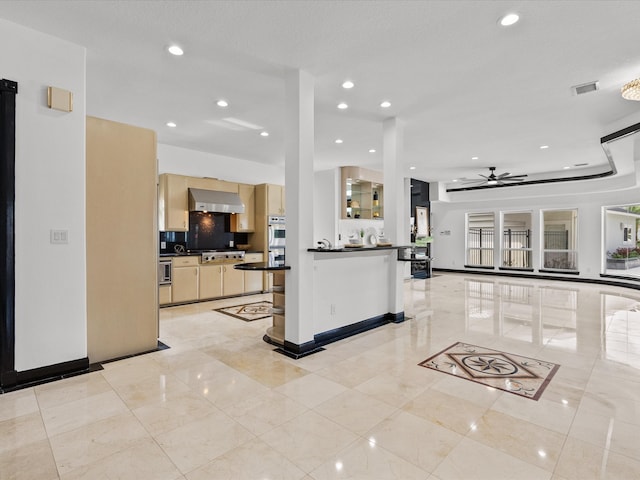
[{"left": 50, "top": 229, "right": 69, "bottom": 244}]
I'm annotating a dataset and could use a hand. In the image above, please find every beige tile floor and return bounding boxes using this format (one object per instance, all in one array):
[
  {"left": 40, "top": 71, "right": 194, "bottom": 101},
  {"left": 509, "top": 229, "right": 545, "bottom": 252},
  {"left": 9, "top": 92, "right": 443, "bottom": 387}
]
[{"left": 2, "top": 272, "right": 640, "bottom": 479}]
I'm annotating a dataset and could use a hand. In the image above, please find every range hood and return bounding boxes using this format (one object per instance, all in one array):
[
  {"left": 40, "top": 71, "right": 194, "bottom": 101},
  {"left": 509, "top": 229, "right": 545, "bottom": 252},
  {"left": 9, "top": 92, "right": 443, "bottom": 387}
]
[{"left": 188, "top": 188, "right": 245, "bottom": 214}]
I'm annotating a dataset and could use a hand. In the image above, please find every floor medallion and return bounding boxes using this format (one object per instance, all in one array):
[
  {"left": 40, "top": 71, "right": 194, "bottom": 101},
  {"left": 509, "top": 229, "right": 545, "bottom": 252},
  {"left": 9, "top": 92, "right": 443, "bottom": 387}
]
[{"left": 419, "top": 342, "right": 560, "bottom": 400}]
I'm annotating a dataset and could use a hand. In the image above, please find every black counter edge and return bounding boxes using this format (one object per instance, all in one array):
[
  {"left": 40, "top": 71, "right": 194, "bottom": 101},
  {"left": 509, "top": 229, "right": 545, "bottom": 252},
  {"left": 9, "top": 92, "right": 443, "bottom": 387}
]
[{"left": 309, "top": 245, "right": 410, "bottom": 253}]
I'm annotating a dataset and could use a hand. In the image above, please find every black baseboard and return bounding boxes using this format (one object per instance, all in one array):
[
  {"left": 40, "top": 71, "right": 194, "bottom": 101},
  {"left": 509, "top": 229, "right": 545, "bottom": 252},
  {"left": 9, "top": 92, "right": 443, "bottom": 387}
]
[
  {"left": 0, "top": 341, "right": 171, "bottom": 394},
  {"left": 433, "top": 268, "right": 640, "bottom": 291},
  {"left": 0, "top": 357, "right": 90, "bottom": 393},
  {"left": 276, "top": 339, "right": 325, "bottom": 359},
  {"left": 273, "top": 311, "right": 405, "bottom": 359}
]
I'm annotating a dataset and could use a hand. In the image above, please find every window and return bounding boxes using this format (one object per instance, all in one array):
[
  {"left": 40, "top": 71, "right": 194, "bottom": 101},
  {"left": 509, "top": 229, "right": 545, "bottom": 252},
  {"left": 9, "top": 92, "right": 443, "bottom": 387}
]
[
  {"left": 501, "top": 212, "right": 532, "bottom": 269},
  {"left": 467, "top": 212, "right": 494, "bottom": 267},
  {"left": 603, "top": 204, "right": 640, "bottom": 277},
  {"left": 542, "top": 209, "right": 578, "bottom": 272}
]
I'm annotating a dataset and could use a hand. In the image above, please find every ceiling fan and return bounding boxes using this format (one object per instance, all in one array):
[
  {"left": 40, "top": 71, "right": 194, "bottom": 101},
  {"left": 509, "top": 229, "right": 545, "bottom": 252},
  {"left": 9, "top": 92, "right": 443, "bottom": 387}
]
[{"left": 464, "top": 167, "right": 528, "bottom": 186}]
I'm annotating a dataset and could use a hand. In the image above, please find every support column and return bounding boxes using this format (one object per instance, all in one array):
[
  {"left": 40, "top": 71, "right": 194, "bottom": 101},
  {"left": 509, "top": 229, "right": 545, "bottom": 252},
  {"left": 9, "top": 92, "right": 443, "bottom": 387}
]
[
  {"left": 383, "top": 117, "right": 406, "bottom": 321},
  {"left": 283, "top": 69, "right": 316, "bottom": 356}
]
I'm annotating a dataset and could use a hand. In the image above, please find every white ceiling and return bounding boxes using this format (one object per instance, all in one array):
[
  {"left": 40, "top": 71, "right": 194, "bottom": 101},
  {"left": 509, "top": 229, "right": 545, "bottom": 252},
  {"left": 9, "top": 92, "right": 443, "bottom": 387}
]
[{"left": 3, "top": 0, "right": 640, "bottom": 185}]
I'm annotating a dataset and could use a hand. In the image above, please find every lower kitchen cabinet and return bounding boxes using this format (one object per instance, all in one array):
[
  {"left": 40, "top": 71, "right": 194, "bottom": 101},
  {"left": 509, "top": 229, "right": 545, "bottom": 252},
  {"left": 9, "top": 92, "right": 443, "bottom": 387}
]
[
  {"left": 172, "top": 256, "right": 199, "bottom": 303},
  {"left": 159, "top": 285, "right": 172, "bottom": 305},
  {"left": 243, "top": 253, "right": 264, "bottom": 293},
  {"left": 199, "top": 264, "right": 223, "bottom": 299},
  {"left": 223, "top": 264, "right": 244, "bottom": 296}
]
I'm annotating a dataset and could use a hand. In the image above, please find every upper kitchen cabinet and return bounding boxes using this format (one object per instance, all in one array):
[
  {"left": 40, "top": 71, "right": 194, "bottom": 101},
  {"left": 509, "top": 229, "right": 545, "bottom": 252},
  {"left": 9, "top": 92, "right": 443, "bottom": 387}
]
[
  {"left": 267, "top": 184, "right": 285, "bottom": 215},
  {"left": 341, "top": 166, "right": 384, "bottom": 219},
  {"left": 159, "top": 174, "right": 241, "bottom": 231},
  {"left": 231, "top": 183, "right": 255, "bottom": 232},
  {"left": 189, "top": 176, "right": 238, "bottom": 193},
  {"left": 159, "top": 173, "right": 188, "bottom": 231}
]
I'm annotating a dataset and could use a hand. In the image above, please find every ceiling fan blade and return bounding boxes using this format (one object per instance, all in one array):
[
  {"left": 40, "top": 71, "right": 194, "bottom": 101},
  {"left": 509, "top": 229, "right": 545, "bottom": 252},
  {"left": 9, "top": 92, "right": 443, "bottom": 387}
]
[
  {"left": 496, "top": 172, "right": 511, "bottom": 179},
  {"left": 478, "top": 174, "right": 490, "bottom": 179},
  {"left": 503, "top": 174, "right": 528, "bottom": 180}
]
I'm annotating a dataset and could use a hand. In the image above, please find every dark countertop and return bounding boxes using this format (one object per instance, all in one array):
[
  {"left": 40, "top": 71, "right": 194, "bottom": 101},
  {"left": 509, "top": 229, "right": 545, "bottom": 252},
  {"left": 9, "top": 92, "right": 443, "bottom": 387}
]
[
  {"left": 308, "top": 245, "right": 409, "bottom": 253},
  {"left": 234, "top": 262, "right": 291, "bottom": 271},
  {"left": 159, "top": 250, "right": 263, "bottom": 258}
]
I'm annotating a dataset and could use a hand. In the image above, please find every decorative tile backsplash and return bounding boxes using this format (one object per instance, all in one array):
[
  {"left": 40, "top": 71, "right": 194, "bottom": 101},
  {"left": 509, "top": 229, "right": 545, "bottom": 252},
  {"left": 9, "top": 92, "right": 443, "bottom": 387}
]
[{"left": 159, "top": 213, "right": 248, "bottom": 253}]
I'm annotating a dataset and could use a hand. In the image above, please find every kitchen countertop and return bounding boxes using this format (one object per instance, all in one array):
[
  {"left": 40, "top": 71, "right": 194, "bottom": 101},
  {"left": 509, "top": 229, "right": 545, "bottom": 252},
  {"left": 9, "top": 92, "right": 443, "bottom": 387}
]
[
  {"left": 234, "top": 262, "right": 291, "bottom": 271},
  {"left": 159, "top": 250, "right": 263, "bottom": 258},
  {"left": 307, "top": 245, "right": 408, "bottom": 252}
]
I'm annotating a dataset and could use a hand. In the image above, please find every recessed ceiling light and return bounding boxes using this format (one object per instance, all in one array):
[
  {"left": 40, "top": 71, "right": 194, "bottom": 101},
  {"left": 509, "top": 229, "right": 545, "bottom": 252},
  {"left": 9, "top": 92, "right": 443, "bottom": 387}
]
[
  {"left": 563, "top": 166, "right": 571, "bottom": 170},
  {"left": 452, "top": 179, "right": 459, "bottom": 182},
  {"left": 369, "top": 149, "right": 376, "bottom": 153},
  {"left": 342, "top": 80, "right": 354, "bottom": 89},
  {"left": 471, "top": 156, "right": 479, "bottom": 160},
  {"left": 260, "top": 131, "right": 269, "bottom": 137},
  {"left": 499, "top": 13, "right": 520, "bottom": 26},
  {"left": 335, "top": 139, "right": 343, "bottom": 144},
  {"left": 540, "top": 145, "right": 549, "bottom": 149},
  {"left": 409, "top": 166, "right": 416, "bottom": 170},
  {"left": 380, "top": 101, "right": 391, "bottom": 108},
  {"left": 216, "top": 99, "right": 229, "bottom": 108},
  {"left": 166, "top": 122, "right": 177, "bottom": 128},
  {"left": 337, "top": 102, "right": 348, "bottom": 109},
  {"left": 167, "top": 45, "right": 184, "bottom": 56}
]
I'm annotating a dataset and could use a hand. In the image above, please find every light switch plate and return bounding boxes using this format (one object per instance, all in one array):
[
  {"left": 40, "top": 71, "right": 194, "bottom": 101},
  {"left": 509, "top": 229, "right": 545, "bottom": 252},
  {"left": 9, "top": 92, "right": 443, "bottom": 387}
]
[{"left": 50, "top": 229, "right": 69, "bottom": 244}]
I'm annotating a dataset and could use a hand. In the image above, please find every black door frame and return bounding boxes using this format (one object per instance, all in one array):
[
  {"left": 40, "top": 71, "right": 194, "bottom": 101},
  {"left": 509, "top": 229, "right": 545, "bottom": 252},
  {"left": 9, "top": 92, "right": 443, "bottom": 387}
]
[{"left": 0, "top": 78, "right": 18, "bottom": 388}]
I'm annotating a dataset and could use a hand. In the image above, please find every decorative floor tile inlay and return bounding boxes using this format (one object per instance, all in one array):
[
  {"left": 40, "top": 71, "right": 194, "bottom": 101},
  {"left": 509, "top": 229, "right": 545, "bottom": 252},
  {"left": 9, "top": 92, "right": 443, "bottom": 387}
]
[
  {"left": 215, "top": 301, "right": 272, "bottom": 321},
  {"left": 418, "top": 342, "right": 560, "bottom": 400}
]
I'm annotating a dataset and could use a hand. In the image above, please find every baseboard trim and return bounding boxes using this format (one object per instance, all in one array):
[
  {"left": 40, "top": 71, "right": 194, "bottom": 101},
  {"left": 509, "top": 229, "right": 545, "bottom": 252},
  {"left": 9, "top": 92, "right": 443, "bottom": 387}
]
[
  {"left": 433, "top": 268, "right": 640, "bottom": 291},
  {"left": 272, "top": 311, "right": 405, "bottom": 359},
  {"left": 1, "top": 357, "right": 90, "bottom": 393}
]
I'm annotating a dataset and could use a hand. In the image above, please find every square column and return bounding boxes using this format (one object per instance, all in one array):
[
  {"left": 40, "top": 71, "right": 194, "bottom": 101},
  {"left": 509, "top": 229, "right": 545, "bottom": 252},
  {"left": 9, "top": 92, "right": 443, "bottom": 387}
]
[
  {"left": 383, "top": 117, "right": 406, "bottom": 319},
  {"left": 283, "top": 69, "right": 316, "bottom": 354}
]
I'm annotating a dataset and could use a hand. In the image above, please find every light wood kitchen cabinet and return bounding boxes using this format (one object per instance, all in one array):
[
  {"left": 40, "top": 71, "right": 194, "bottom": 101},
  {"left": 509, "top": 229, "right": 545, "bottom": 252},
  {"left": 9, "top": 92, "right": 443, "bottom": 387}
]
[
  {"left": 172, "top": 256, "right": 199, "bottom": 303},
  {"left": 159, "top": 173, "right": 188, "bottom": 231},
  {"left": 222, "top": 264, "right": 244, "bottom": 296},
  {"left": 159, "top": 285, "right": 172, "bottom": 305},
  {"left": 267, "top": 184, "right": 285, "bottom": 215},
  {"left": 188, "top": 177, "right": 238, "bottom": 193},
  {"left": 243, "top": 253, "right": 263, "bottom": 293},
  {"left": 159, "top": 174, "right": 241, "bottom": 232},
  {"left": 231, "top": 183, "right": 255, "bottom": 232},
  {"left": 199, "top": 264, "right": 223, "bottom": 299}
]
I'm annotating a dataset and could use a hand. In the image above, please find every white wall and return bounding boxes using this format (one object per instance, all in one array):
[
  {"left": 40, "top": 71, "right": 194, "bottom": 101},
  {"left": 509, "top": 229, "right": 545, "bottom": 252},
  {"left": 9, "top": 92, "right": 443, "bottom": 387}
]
[
  {"left": 158, "top": 143, "right": 284, "bottom": 185},
  {"left": 1, "top": 19, "right": 87, "bottom": 371},
  {"left": 431, "top": 176, "right": 640, "bottom": 285},
  {"left": 312, "top": 251, "right": 394, "bottom": 333},
  {"left": 313, "top": 168, "right": 339, "bottom": 246}
]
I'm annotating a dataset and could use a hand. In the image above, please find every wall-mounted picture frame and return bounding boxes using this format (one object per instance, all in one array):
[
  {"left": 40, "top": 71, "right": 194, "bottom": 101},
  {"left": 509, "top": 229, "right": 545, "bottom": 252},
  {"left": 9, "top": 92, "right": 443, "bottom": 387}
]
[{"left": 416, "top": 206, "right": 429, "bottom": 236}]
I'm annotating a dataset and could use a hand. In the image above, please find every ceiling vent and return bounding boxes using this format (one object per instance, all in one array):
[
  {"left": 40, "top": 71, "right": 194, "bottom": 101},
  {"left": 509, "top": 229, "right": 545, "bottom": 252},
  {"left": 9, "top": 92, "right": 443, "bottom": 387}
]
[{"left": 572, "top": 81, "right": 599, "bottom": 96}]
